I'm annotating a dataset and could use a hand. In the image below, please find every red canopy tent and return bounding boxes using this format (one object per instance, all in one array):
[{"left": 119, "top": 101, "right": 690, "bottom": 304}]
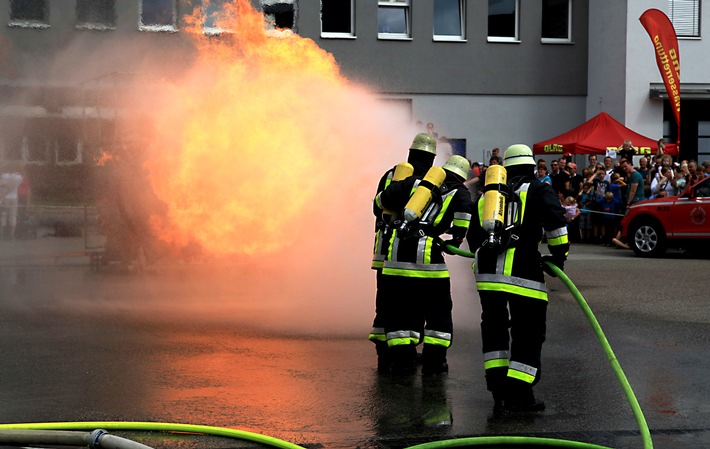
[{"left": 533, "top": 112, "right": 677, "bottom": 157}]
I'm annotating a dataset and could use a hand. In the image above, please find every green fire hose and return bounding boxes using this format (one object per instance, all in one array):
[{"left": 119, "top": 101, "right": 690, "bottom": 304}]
[{"left": 0, "top": 241, "right": 653, "bottom": 449}]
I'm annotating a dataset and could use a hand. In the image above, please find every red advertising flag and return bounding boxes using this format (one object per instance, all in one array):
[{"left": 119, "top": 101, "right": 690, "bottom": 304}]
[{"left": 640, "top": 9, "right": 681, "bottom": 143}]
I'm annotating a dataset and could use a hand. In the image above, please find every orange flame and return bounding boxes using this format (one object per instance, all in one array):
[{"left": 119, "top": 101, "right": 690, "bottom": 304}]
[
  {"left": 143, "top": 0, "right": 413, "bottom": 257},
  {"left": 94, "top": 149, "right": 116, "bottom": 166}
]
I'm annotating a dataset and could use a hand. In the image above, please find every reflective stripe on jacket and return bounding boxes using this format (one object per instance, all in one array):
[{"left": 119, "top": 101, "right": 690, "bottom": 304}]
[
  {"left": 469, "top": 179, "right": 569, "bottom": 300},
  {"left": 381, "top": 178, "right": 472, "bottom": 278}
]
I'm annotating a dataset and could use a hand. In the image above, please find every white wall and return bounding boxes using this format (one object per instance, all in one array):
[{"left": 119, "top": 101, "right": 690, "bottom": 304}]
[
  {"left": 403, "top": 94, "right": 586, "bottom": 163},
  {"left": 625, "top": 0, "right": 667, "bottom": 139}
]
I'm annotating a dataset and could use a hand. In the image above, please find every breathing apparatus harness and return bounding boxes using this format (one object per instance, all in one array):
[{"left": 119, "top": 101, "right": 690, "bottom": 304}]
[
  {"left": 391, "top": 165, "right": 447, "bottom": 240},
  {"left": 480, "top": 165, "right": 525, "bottom": 254}
]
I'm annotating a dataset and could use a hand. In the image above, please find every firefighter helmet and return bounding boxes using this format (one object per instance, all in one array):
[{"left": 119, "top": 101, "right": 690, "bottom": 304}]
[
  {"left": 409, "top": 133, "right": 437, "bottom": 155},
  {"left": 503, "top": 144, "right": 536, "bottom": 167},
  {"left": 442, "top": 155, "right": 470, "bottom": 179}
]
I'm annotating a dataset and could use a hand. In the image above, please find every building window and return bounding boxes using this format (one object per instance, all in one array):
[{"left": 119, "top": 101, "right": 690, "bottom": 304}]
[
  {"left": 76, "top": 0, "right": 116, "bottom": 29},
  {"left": 321, "top": 0, "right": 355, "bottom": 38},
  {"left": 203, "top": 0, "right": 229, "bottom": 34},
  {"left": 699, "top": 121, "right": 710, "bottom": 158},
  {"left": 434, "top": 0, "right": 465, "bottom": 41},
  {"left": 262, "top": 1, "right": 297, "bottom": 31},
  {"left": 140, "top": 0, "right": 177, "bottom": 32},
  {"left": 488, "top": 0, "right": 519, "bottom": 42},
  {"left": 9, "top": 0, "right": 49, "bottom": 28},
  {"left": 378, "top": 0, "right": 411, "bottom": 39},
  {"left": 541, "top": 0, "right": 571, "bottom": 42},
  {"left": 668, "top": 0, "right": 701, "bottom": 37}
]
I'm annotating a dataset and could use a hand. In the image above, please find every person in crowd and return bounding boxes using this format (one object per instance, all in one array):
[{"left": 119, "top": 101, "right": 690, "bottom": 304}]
[
  {"left": 621, "top": 159, "right": 645, "bottom": 209},
  {"left": 636, "top": 155, "right": 651, "bottom": 185},
  {"left": 650, "top": 167, "right": 674, "bottom": 198},
  {"left": 702, "top": 160, "right": 710, "bottom": 177},
  {"left": 376, "top": 155, "right": 473, "bottom": 376},
  {"left": 551, "top": 158, "right": 570, "bottom": 196},
  {"left": 535, "top": 158, "right": 546, "bottom": 176},
  {"left": 590, "top": 169, "right": 609, "bottom": 244},
  {"left": 564, "top": 196, "right": 580, "bottom": 243},
  {"left": 609, "top": 173, "right": 624, "bottom": 204},
  {"left": 368, "top": 133, "right": 437, "bottom": 373},
  {"left": 567, "top": 163, "right": 583, "bottom": 198},
  {"left": 489, "top": 155, "right": 501, "bottom": 166},
  {"left": 536, "top": 165, "right": 552, "bottom": 185},
  {"left": 576, "top": 182, "right": 594, "bottom": 243},
  {"left": 466, "top": 144, "right": 569, "bottom": 412},
  {"left": 602, "top": 156, "right": 614, "bottom": 182},
  {"left": 0, "top": 162, "right": 24, "bottom": 241},
  {"left": 586, "top": 154, "right": 598, "bottom": 173},
  {"left": 656, "top": 138, "right": 666, "bottom": 158},
  {"left": 686, "top": 160, "right": 701, "bottom": 186},
  {"left": 617, "top": 140, "right": 636, "bottom": 162},
  {"left": 649, "top": 154, "right": 673, "bottom": 185},
  {"left": 426, "top": 122, "right": 439, "bottom": 139},
  {"left": 596, "top": 191, "right": 621, "bottom": 245},
  {"left": 464, "top": 161, "right": 482, "bottom": 201},
  {"left": 671, "top": 165, "right": 687, "bottom": 195}
]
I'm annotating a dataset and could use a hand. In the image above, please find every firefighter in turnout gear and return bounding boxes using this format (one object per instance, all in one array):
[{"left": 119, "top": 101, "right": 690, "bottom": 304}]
[
  {"left": 375, "top": 155, "right": 473, "bottom": 375},
  {"left": 466, "top": 144, "right": 569, "bottom": 412},
  {"left": 369, "top": 133, "right": 437, "bottom": 373}
]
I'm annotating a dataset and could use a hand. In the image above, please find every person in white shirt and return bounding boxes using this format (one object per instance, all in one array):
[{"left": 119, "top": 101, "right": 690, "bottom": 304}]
[{"left": 0, "top": 163, "right": 24, "bottom": 240}]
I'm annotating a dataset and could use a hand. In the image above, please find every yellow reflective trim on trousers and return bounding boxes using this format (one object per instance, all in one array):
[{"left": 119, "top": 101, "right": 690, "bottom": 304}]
[
  {"left": 508, "top": 369, "right": 536, "bottom": 384},
  {"left": 383, "top": 268, "right": 450, "bottom": 278},
  {"left": 388, "top": 337, "right": 418, "bottom": 347},
  {"left": 371, "top": 260, "right": 384, "bottom": 269},
  {"left": 422, "top": 336, "right": 451, "bottom": 348},
  {"left": 476, "top": 282, "right": 548, "bottom": 301},
  {"left": 484, "top": 359, "right": 509, "bottom": 370},
  {"left": 548, "top": 235, "right": 568, "bottom": 246}
]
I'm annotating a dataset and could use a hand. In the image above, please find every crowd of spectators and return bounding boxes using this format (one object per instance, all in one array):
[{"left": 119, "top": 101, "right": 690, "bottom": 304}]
[{"left": 463, "top": 140, "right": 710, "bottom": 248}]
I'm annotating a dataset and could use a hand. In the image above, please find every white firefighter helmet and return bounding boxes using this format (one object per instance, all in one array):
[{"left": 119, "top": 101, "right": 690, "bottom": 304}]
[
  {"left": 503, "top": 144, "right": 536, "bottom": 167},
  {"left": 409, "top": 133, "right": 437, "bottom": 155},
  {"left": 442, "top": 155, "right": 470, "bottom": 179}
]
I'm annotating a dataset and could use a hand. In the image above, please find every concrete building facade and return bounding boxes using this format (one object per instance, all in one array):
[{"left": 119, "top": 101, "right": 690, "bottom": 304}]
[{"left": 0, "top": 0, "right": 708, "bottom": 171}]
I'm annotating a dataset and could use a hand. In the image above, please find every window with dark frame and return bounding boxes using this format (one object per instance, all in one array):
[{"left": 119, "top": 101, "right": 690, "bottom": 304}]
[
  {"left": 140, "top": 0, "right": 177, "bottom": 28},
  {"left": 262, "top": 2, "right": 295, "bottom": 30},
  {"left": 668, "top": 0, "right": 701, "bottom": 37},
  {"left": 203, "top": 0, "right": 229, "bottom": 31},
  {"left": 542, "top": 0, "right": 570, "bottom": 40},
  {"left": 10, "top": 0, "right": 48, "bottom": 23},
  {"left": 76, "top": 0, "right": 116, "bottom": 28},
  {"left": 378, "top": 0, "right": 410, "bottom": 37},
  {"left": 434, "top": 0, "right": 464, "bottom": 39},
  {"left": 488, "top": 0, "right": 518, "bottom": 40},
  {"left": 321, "top": 0, "right": 353, "bottom": 35}
]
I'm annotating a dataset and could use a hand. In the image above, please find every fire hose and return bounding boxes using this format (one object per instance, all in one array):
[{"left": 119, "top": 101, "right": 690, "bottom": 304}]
[{"left": 0, "top": 243, "right": 653, "bottom": 449}]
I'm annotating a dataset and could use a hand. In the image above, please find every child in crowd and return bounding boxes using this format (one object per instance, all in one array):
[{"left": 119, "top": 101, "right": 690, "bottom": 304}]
[
  {"left": 577, "top": 182, "right": 593, "bottom": 243},
  {"left": 564, "top": 196, "right": 580, "bottom": 243}
]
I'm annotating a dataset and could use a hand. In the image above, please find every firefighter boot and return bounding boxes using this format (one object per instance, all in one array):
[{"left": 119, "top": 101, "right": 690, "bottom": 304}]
[
  {"left": 503, "top": 379, "right": 545, "bottom": 412},
  {"left": 389, "top": 344, "right": 417, "bottom": 375},
  {"left": 421, "top": 344, "right": 449, "bottom": 376},
  {"left": 375, "top": 341, "right": 391, "bottom": 374},
  {"left": 485, "top": 367, "right": 508, "bottom": 412}
]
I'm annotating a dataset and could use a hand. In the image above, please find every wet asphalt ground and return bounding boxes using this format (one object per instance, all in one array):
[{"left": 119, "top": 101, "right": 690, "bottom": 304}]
[{"left": 0, "top": 235, "right": 709, "bottom": 449}]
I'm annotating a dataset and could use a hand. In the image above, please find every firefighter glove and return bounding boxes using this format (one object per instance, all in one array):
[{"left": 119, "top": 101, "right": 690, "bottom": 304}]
[{"left": 541, "top": 255, "right": 565, "bottom": 277}]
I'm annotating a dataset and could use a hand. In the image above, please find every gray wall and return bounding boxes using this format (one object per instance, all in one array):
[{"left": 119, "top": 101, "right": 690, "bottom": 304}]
[{"left": 300, "top": 0, "right": 589, "bottom": 96}]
